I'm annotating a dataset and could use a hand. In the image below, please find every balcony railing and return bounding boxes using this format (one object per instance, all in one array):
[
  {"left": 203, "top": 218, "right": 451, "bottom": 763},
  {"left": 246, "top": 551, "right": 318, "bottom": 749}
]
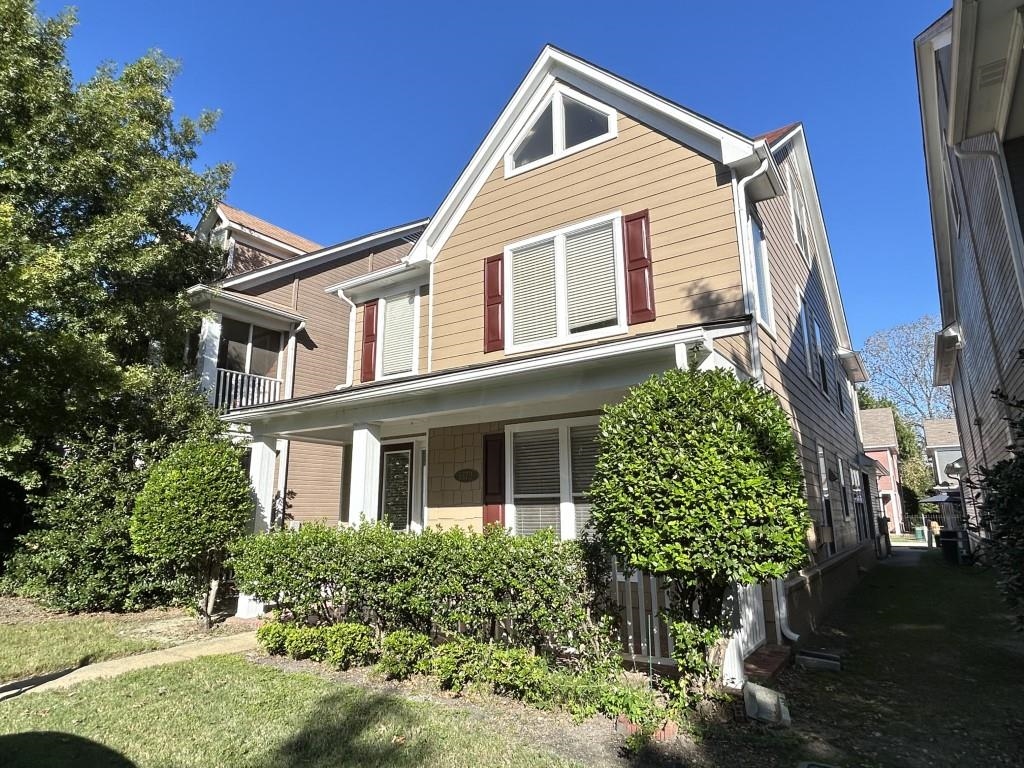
[{"left": 215, "top": 368, "right": 283, "bottom": 411}]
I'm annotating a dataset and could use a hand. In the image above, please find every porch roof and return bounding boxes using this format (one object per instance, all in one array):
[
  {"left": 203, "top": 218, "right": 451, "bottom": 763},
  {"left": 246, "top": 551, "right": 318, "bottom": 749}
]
[
  {"left": 227, "top": 320, "right": 748, "bottom": 444},
  {"left": 187, "top": 284, "right": 304, "bottom": 330}
]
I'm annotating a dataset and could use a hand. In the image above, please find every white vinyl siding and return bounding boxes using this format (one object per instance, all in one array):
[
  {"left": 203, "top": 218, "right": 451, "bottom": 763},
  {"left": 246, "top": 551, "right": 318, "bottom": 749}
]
[
  {"left": 505, "top": 213, "right": 625, "bottom": 353},
  {"left": 507, "top": 417, "right": 600, "bottom": 540},
  {"left": 564, "top": 221, "right": 617, "bottom": 333},
  {"left": 380, "top": 291, "right": 416, "bottom": 377}
]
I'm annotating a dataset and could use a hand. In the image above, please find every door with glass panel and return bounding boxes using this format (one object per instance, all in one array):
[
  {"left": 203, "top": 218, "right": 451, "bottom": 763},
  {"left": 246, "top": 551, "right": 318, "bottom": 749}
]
[{"left": 379, "top": 443, "right": 414, "bottom": 531}]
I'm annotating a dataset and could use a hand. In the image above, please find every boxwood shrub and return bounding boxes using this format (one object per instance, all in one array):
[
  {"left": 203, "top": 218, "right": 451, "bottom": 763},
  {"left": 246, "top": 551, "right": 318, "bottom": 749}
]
[
  {"left": 232, "top": 523, "right": 616, "bottom": 668},
  {"left": 377, "top": 629, "right": 433, "bottom": 680}
]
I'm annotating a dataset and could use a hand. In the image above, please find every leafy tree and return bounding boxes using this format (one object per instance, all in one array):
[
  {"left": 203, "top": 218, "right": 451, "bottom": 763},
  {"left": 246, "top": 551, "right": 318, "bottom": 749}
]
[
  {"left": 132, "top": 438, "right": 253, "bottom": 627},
  {"left": 589, "top": 368, "right": 809, "bottom": 695},
  {"left": 0, "top": 0, "right": 230, "bottom": 507},
  {"left": 861, "top": 315, "right": 952, "bottom": 428},
  {"left": 1, "top": 366, "right": 223, "bottom": 611}
]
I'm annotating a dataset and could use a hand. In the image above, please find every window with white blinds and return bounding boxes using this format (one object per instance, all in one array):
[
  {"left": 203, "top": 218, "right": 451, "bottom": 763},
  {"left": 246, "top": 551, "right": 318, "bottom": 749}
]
[
  {"left": 506, "top": 214, "right": 623, "bottom": 351},
  {"left": 512, "top": 429, "right": 561, "bottom": 537},
  {"left": 565, "top": 222, "right": 617, "bottom": 333},
  {"left": 510, "top": 240, "right": 557, "bottom": 346},
  {"left": 508, "top": 418, "right": 600, "bottom": 540},
  {"left": 380, "top": 291, "right": 416, "bottom": 377}
]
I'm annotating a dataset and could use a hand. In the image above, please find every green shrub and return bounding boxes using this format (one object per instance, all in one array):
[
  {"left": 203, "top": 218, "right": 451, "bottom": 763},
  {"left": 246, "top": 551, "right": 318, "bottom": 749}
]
[
  {"left": 323, "top": 622, "right": 376, "bottom": 670},
  {"left": 2, "top": 367, "right": 222, "bottom": 612},
  {"left": 487, "top": 646, "right": 551, "bottom": 704},
  {"left": 256, "top": 621, "right": 293, "bottom": 656},
  {"left": 377, "top": 630, "right": 433, "bottom": 680},
  {"left": 283, "top": 625, "right": 329, "bottom": 661},
  {"left": 231, "top": 522, "right": 616, "bottom": 670},
  {"left": 430, "top": 638, "right": 492, "bottom": 693},
  {"left": 590, "top": 367, "right": 809, "bottom": 691},
  {"left": 131, "top": 437, "right": 253, "bottom": 627}
]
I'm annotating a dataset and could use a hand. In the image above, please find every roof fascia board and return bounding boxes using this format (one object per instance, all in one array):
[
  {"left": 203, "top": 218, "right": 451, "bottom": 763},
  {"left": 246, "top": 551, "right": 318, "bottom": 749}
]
[
  {"left": 216, "top": 205, "right": 307, "bottom": 257},
  {"left": 996, "top": 7, "right": 1024, "bottom": 139},
  {"left": 222, "top": 219, "right": 429, "bottom": 291},
  {"left": 324, "top": 261, "right": 429, "bottom": 303},
  {"left": 916, "top": 17, "right": 958, "bottom": 328},
  {"left": 947, "top": 0, "right": 978, "bottom": 144},
  {"left": 408, "top": 45, "right": 759, "bottom": 264}
]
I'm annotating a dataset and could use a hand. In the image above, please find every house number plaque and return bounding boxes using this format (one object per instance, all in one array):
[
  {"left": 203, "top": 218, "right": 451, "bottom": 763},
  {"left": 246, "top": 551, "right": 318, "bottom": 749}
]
[{"left": 454, "top": 468, "right": 479, "bottom": 483}]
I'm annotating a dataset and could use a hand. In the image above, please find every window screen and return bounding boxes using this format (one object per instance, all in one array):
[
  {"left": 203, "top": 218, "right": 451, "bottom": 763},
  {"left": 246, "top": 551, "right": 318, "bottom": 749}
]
[{"left": 512, "top": 429, "right": 560, "bottom": 537}]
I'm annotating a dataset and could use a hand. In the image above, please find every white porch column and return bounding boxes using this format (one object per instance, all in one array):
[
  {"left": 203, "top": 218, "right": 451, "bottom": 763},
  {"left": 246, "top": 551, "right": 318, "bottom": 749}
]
[
  {"left": 198, "top": 312, "right": 223, "bottom": 403},
  {"left": 237, "top": 434, "right": 277, "bottom": 618},
  {"left": 348, "top": 422, "right": 381, "bottom": 525}
]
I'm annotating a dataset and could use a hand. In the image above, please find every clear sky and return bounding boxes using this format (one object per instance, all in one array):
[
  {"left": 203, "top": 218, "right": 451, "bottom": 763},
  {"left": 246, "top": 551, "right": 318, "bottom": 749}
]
[{"left": 39, "top": 0, "right": 950, "bottom": 346}]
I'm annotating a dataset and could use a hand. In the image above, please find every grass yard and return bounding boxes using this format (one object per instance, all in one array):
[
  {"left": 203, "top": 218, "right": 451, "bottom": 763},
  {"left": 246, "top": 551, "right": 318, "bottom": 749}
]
[
  {"left": 0, "top": 654, "right": 581, "bottom": 768},
  {"left": 0, "top": 597, "right": 253, "bottom": 684}
]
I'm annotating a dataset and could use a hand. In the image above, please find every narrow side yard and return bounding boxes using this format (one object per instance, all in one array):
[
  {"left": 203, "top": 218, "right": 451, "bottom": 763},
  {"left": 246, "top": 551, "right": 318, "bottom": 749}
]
[
  {"left": 0, "top": 654, "right": 581, "bottom": 768},
  {"left": 0, "top": 597, "right": 252, "bottom": 684},
  {"left": 692, "top": 548, "right": 1024, "bottom": 766}
]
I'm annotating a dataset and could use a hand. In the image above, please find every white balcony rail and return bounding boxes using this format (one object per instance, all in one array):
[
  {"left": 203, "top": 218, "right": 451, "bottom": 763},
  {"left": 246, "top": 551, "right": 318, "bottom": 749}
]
[{"left": 215, "top": 368, "right": 282, "bottom": 411}]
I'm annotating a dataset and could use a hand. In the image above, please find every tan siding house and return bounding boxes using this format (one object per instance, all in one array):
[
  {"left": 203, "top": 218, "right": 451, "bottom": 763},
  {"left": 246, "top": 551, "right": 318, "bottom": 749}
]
[{"left": 200, "top": 46, "right": 878, "bottom": 660}]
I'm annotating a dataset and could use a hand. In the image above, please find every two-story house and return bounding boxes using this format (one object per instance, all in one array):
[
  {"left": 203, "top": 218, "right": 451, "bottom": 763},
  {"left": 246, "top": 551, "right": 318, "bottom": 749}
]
[
  {"left": 916, "top": 2, "right": 1024, "bottom": 525},
  {"left": 194, "top": 47, "right": 878, "bottom": 663},
  {"left": 860, "top": 408, "right": 904, "bottom": 534}
]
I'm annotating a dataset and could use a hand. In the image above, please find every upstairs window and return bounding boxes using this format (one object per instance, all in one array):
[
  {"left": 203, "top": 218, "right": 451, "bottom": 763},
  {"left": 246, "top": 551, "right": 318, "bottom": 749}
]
[
  {"left": 506, "top": 87, "right": 616, "bottom": 176},
  {"left": 506, "top": 214, "right": 624, "bottom": 352},
  {"left": 814, "top": 319, "right": 830, "bottom": 397},
  {"left": 788, "top": 167, "right": 815, "bottom": 267},
  {"left": 217, "top": 318, "right": 281, "bottom": 378},
  {"left": 749, "top": 213, "right": 774, "bottom": 329},
  {"left": 379, "top": 290, "right": 417, "bottom": 378}
]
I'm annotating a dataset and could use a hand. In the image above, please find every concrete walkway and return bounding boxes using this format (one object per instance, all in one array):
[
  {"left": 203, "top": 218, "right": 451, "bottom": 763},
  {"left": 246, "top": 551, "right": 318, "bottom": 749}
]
[{"left": 1, "top": 631, "right": 257, "bottom": 700}]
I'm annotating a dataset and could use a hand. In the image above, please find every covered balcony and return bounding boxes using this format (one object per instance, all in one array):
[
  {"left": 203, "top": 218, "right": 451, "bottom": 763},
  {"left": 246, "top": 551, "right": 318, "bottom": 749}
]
[{"left": 187, "top": 285, "right": 305, "bottom": 412}]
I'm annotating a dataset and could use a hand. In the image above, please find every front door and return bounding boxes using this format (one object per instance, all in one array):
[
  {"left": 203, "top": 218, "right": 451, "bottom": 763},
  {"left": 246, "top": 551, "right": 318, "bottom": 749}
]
[{"left": 379, "top": 443, "right": 414, "bottom": 531}]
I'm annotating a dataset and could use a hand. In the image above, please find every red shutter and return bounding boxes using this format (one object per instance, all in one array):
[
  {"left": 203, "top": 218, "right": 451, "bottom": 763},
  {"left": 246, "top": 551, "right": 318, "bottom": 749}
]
[
  {"left": 483, "top": 253, "right": 504, "bottom": 352},
  {"left": 622, "top": 210, "right": 656, "bottom": 324},
  {"left": 360, "top": 299, "right": 378, "bottom": 383},
  {"left": 482, "top": 433, "right": 505, "bottom": 527}
]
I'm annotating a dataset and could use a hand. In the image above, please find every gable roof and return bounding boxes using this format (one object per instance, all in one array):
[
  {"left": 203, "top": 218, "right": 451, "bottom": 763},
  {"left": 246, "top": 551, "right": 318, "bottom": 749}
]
[
  {"left": 923, "top": 418, "right": 959, "bottom": 448},
  {"left": 860, "top": 408, "right": 899, "bottom": 449},
  {"left": 405, "top": 45, "right": 783, "bottom": 266},
  {"left": 217, "top": 202, "right": 322, "bottom": 254},
  {"left": 221, "top": 218, "right": 428, "bottom": 291},
  {"left": 758, "top": 122, "right": 801, "bottom": 146}
]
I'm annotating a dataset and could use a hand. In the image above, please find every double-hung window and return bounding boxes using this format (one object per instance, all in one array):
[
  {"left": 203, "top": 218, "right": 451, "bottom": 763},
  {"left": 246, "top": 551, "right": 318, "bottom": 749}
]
[
  {"left": 506, "top": 214, "right": 625, "bottom": 352},
  {"left": 749, "top": 213, "right": 774, "bottom": 329},
  {"left": 378, "top": 290, "right": 417, "bottom": 378},
  {"left": 788, "top": 167, "right": 814, "bottom": 267},
  {"left": 506, "top": 417, "right": 600, "bottom": 540},
  {"left": 814, "top": 319, "right": 830, "bottom": 397}
]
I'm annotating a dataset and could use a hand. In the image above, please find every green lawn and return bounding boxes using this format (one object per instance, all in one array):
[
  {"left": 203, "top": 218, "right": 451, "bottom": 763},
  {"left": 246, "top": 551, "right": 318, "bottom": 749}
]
[
  {"left": 0, "top": 655, "right": 581, "bottom": 768},
  {"left": 0, "top": 616, "right": 165, "bottom": 684}
]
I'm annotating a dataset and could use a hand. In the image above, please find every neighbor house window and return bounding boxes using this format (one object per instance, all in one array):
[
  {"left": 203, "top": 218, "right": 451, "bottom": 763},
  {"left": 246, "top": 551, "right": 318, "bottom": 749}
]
[
  {"left": 506, "top": 87, "right": 616, "bottom": 176},
  {"left": 814, "top": 319, "right": 830, "bottom": 397},
  {"left": 799, "top": 296, "right": 813, "bottom": 379},
  {"left": 506, "top": 214, "right": 624, "bottom": 351},
  {"left": 378, "top": 290, "right": 417, "bottom": 377},
  {"left": 750, "top": 213, "right": 773, "bottom": 328},
  {"left": 507, "top": 417, "right": 599, "bottom": 540}
]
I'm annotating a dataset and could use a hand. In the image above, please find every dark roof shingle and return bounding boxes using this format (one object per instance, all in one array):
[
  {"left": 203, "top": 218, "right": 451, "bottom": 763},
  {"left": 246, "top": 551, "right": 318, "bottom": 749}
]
[
  {"left": 219, "top": 202, "right": 322, "bottom": 253},
  {"left": 861, "top": 408, "right": 898, "bottom": 449}
]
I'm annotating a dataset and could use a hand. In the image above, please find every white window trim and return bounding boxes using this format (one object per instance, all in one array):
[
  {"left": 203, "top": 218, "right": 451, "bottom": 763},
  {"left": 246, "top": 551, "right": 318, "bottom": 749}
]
[
  {"left": 375, "top": 288, "right": 421, "bottom": 381},
  {"left": 379, "top": 436, "right": 427, "bottom": 533},
  {"left": 747, "top": 211, "right": 775, "bottom": 336},
  {"left": 504, "top": 84, "right": 618, "bottom": 179},
  {"left": 504, "top": 211, "right": 627, "bottom": 355},
  {"left": 786, "top": 166, "right": 813, "bottom": 268},
  {"left": 837, "top": 456, "right": 851, "bottom": 520},
  {"left": 504, "top": 415, "right": 600, "bottom": 541}
]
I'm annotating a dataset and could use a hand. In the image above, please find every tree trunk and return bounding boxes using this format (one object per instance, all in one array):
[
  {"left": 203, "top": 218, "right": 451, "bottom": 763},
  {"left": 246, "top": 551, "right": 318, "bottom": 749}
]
[{"left": 205, "top": 561, "right": 221, "bottom": 628}]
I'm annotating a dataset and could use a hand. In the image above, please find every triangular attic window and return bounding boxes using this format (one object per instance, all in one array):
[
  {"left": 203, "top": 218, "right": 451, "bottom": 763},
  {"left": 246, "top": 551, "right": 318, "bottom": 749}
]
[{"left": 506, "top": 87, "right": 616, "bottom": 175}]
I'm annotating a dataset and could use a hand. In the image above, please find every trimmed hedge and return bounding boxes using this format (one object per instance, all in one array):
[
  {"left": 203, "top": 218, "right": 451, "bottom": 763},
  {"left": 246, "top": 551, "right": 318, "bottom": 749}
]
[
  {"left": 258, "top": 621, "right": 377, "bottom": 670},
  {"left": 232, "top": 523, "right": 615, "bottom": 667}
]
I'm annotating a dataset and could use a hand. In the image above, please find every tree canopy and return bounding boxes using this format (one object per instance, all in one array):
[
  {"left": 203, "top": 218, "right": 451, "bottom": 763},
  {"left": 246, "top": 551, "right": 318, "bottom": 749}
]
[{"left": 0, "top": 0, "right": 230, "bottom": 490}]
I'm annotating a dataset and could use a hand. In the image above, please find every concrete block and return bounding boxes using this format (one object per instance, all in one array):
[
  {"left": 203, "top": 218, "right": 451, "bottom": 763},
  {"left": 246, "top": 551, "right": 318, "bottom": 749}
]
[{"left": 743, "top": 681, "right": 791, "bottom": 727}]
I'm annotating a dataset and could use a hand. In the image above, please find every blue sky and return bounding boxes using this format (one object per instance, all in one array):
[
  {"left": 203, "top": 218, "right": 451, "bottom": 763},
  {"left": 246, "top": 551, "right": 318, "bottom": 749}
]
[{"left": 40, "top": 0, "right": 949, "bottom": 346}]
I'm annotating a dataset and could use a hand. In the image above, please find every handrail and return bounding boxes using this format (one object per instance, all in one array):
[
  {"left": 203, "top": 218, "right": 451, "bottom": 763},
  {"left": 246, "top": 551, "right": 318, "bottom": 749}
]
[{"left": 215, "top": 368, "right": 283, "bottom": 410}]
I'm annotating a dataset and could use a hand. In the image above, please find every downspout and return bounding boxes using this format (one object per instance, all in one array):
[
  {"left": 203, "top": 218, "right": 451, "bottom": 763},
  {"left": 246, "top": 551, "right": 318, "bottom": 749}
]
[
  {"left": 773, "top": 578, "right": 800, "bottom": 642},
  {"left": 334, "top": 289, "right": 357, "bottom": 389},
  {"left": 734, "top": 153, "right": 770, "bottom": 384}
]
